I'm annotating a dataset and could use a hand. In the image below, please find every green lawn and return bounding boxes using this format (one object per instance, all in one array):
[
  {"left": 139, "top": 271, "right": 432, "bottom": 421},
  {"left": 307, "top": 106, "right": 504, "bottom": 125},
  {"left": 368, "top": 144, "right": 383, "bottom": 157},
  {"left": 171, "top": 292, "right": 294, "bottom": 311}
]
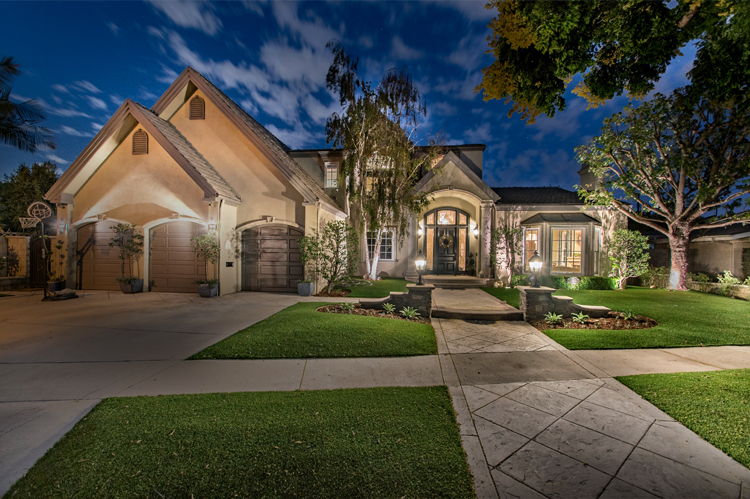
[
  {"left": 191, "top": 302, "right": 436, "bottom": 359},
  {"left": 481, "top": 287, "right": 520, "bottom": 309},
  {"left": 342, "top": 278, "right": 409, "bottom": 298},
  {"left": 541, "top": 287, "right": 750, "bottom": 349},
  {"left": 4, "top": 387, "right": 474, "bottom": 499},
  {"left": 618, "top": 369, "right": 750, "bottom": 469}
]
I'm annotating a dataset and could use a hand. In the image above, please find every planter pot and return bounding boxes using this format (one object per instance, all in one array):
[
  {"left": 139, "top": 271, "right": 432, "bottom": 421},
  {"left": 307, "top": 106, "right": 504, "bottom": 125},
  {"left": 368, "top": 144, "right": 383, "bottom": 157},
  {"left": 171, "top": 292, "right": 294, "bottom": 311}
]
[
  {"left": 197, "top": 283, "right": 219, "bottom": 298},
  {"left": 47, "top": 280, "right": 66, "bottom": 293},
  {"left": 119, "top": 279, "right": 144, "bottom": 294},
  {"left": 297, "top": 282, "right": 315, "bottom": 296}
]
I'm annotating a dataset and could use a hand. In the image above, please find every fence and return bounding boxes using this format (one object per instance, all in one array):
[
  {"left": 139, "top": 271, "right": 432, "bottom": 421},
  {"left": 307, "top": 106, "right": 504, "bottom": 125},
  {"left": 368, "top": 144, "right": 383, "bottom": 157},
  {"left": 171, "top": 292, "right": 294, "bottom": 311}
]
[{"left": 0, "top": 235, "right": 30, "bottom": 290}]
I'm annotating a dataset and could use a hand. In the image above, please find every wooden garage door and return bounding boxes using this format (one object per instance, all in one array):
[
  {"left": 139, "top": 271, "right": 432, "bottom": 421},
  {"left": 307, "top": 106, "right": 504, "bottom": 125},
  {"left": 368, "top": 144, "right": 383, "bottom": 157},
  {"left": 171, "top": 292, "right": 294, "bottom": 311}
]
[
  {"left": 150, "top": 222, "right": 207, "bottom": 293},
  {"left": 242, "top": 225, "right": 304, "bottom": 292},
  {"left": 77, "top": 222, "right": 122, "bottom": 290}
]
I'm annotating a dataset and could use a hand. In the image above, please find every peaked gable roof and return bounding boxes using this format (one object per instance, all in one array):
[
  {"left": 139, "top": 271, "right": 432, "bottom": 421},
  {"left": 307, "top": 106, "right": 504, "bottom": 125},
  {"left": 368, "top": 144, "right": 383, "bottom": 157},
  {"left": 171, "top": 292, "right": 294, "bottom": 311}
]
[
  {"left": 46, "top": 99, "right": 240, "bottom": 205},
  {"left": 151, "top": 67, "right": 344, "bottom": 216},
  {"left": 493, "top": 187, "right": 581, "bottom": 205},
  {"left": 414, "top": 151, "right": 500, "bottom": 202}
]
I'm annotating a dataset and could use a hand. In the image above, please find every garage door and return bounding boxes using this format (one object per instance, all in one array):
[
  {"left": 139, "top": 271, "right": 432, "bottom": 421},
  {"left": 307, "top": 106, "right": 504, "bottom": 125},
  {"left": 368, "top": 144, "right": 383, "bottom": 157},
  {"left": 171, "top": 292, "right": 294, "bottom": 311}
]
[
  {"left": 242, "top": 225, "right": 304, "bottom": 292},
  {"left": 77, "top": 222, "right": 122, "bottom": 290},
  {"left": 150, "top": 222, "right": 207, "bottom": 293}
]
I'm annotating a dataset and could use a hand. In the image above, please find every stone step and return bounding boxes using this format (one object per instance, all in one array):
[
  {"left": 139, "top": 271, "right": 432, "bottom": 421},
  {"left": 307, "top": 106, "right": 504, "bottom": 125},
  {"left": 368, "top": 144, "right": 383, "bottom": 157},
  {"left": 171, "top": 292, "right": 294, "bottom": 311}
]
[
  {"left": 421, "top": 277, "right": 489, "bottom": 289},
  {"left": 431, "top": 304, "right": 523, "bottom": 321}
]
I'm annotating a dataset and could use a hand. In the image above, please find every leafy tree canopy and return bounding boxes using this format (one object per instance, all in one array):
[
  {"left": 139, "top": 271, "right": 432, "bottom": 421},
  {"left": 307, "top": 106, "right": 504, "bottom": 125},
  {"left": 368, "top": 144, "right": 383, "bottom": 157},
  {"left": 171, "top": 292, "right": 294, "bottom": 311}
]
[
  {"left": 0, "top": 161, "right": 59, "bottom": 233},
  {"left": 478, "top": 0, "right": 748, "bottom": 122}
]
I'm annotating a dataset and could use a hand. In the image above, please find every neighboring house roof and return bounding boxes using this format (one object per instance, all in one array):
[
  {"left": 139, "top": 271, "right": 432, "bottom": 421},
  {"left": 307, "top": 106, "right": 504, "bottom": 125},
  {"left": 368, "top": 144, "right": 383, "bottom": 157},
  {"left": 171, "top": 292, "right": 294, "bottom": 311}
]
[
  {"left": 630, "top": 218, "right": 750, "bottom": 241},
  {"left": 521, "top": 213, "right": 602, "bottom": 225},
  {"left": 45, "top": 99, "right": 240, "bottom": 205},
  {"left": 151, "top": 67, "right": 345, "bottom": 216},
  {"left": 493, "top": 187, "right": 582, "bottom": 205},
  {"left": 414, "top": 151, "right": 500, "bottom": 202},
  {"left": 131, "top": 102, "right": 240, "bottom": 203}
]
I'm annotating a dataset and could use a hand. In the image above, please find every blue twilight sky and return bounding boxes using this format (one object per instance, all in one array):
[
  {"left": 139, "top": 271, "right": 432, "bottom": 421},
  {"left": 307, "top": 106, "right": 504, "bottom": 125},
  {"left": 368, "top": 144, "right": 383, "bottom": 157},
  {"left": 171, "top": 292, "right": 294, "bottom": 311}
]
[{"left": 0, "top": 0, "right": 696, "bottom": 190}]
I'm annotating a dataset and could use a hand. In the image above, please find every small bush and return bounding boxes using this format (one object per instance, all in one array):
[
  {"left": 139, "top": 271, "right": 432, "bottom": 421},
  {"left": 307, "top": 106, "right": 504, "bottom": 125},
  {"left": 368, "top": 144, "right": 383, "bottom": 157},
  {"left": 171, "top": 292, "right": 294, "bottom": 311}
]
[
  {"left": 579, "top": 276, "right": 617, "bottom": 290},
  {"left": 688, "top": 272, "right": 712, "bottom": 292},
  {"left": 641, "top": 266, "right": 670, "bottom": 288},
  {"left": 341, "top": 302, "right": 355, "bottom": 313},
  {"left": 511, "top": 274, "right": 530, "bottom": 288},
  {"left": 621, "top": 309, "right": 637, "bottom": 320},
  {"left": 571, "top": 312, "right": 589, "bottom": 324},
  {"left": 382, "top": 303, "right": 396, "bottom": 314},
  {"left": 717, "top": 270, "right": 741, "bottom": 296},
  {"left": 544, "top": 312, "right": 563, "bottom": 325},
  {"left": 400, "top": 306, "right": 420, "bottom": 319}
]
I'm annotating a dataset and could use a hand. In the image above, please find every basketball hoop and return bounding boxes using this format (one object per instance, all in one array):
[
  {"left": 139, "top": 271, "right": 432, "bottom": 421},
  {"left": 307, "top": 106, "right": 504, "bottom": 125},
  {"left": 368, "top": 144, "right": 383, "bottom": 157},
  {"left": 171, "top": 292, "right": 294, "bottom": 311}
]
[
  {"left": 19, "top": 217, "right": 41, "bottom": 229},
  {"left": 27, "top": 201, "right": 53, "bottom": 220}
]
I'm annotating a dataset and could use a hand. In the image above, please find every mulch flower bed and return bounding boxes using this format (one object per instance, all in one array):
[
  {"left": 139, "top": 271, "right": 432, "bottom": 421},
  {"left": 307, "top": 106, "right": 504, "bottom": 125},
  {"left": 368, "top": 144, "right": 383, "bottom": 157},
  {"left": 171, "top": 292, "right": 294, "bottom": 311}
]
[
  {"left": 317, "top": 304, "right": 430, "bottom": 324},
  {"left": 531, "top": 311, "right": 658, "bottom": 330},
  {"left": 314, "top": 289, "right": 352, "bottom": 297}
]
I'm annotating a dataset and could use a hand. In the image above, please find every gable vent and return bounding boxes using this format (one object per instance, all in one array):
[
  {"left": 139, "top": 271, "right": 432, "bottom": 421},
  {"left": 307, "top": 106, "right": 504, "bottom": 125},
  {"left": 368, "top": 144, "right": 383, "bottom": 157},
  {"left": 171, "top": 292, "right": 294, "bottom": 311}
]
[
  {"left": 189, "top": 95, "right": 205, "bottom": 120},
  {"left": 132, "top": 129, "right": 148, "bottom": 155}
]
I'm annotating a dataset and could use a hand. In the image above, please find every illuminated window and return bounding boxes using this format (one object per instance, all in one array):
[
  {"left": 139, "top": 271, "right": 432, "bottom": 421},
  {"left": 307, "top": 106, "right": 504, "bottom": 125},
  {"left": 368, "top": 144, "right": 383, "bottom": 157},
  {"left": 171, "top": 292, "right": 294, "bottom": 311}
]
[
  {"left": 551, "top": 229, "right": 582, "bottom": 274},
  {"left": 437, "top": 210, "right": 456, "bottom": 225},
  {"left": 325, "top": 162, "right": 338, "bottom": 188},
  {"left": 524, "top": 228, "right": 539, "bottom": 270},
  {"left": 367, "top": 230, "right": 393, "bottom": 261},
  {"left": 426, "top": 213, "right": 435, "bottom": 225}
]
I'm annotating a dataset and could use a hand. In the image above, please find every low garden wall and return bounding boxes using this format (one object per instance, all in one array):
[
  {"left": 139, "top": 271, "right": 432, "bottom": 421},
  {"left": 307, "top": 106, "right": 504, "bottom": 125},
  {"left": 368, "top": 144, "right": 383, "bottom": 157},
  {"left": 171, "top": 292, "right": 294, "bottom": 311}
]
[
  {"left": 0, "top": 276, "right": 28, "bottom": 291},
  {"left": 686, "top": 280, "right": 750, "bottom": 301},
  {"left": 360, "top": 284, "right": 434, "bottom": 318},
  {"left": 518, "top": 286, "right": 611, "bottom": 322}
]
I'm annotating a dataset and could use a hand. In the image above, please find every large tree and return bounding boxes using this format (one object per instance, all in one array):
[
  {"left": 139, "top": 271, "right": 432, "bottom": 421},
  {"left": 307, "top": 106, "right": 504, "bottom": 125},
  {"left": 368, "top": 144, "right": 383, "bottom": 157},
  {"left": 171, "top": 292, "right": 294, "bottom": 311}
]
[
  {"left": 478, "top": 1, "right": 749, "bottom": 122},
  {"left": 325, "top": 42, "right": 440, "bottom": 280},
  {"left": 0, "top": 161, "right": 59, "bottom": 232},
  {"left": 1, "top": 56, "right": 56, "bottom": 152},
  {"left": 576, "top": 90, "right": 750, "bottom": 291}
]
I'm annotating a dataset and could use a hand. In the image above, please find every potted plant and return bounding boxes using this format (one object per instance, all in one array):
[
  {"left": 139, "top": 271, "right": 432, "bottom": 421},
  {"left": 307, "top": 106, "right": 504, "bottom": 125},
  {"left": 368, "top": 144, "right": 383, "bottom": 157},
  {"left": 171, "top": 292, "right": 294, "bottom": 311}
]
[
  {"left": 191, "top": 231, "right": 220, "bottom": 298},
  {"left": 47, "top": 238, "right": 66, "bottom": 292},
  {"left": 109, "top": 223, "right": 144, "bottom": 293},
  {"left": 297, "top": 234, "right": 319, "bottom": 296}
]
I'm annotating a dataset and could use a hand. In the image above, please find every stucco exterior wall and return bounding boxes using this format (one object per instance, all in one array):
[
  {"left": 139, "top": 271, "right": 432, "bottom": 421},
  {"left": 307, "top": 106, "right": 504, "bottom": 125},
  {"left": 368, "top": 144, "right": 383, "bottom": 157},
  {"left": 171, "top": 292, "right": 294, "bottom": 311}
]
[
  {"left": 649, "top": 238, "right": 750, "bottom": 279},
  {"left": 169, "top": 89, "right": 306, "bottom": 228}
]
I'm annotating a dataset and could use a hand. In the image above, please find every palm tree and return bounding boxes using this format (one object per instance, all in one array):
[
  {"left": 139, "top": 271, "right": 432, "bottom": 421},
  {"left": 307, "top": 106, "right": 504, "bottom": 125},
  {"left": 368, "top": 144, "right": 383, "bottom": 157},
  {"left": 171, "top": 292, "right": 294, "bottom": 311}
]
[{"left": 0, "top": 56, "right": 55, "bottom": 153}]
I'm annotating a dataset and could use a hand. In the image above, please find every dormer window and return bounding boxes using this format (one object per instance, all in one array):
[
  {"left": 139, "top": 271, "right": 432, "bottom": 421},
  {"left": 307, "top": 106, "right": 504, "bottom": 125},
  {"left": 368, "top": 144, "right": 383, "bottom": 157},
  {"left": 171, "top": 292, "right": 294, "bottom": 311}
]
[
  {"left": 189, "top": 95, "right": 205, "bottom": 120},
  {"left": 325, "top": 162, "right": 338, "bottom": 188},
  {"left": 132, "top": 129, "right": 148, "bottom": 155}
]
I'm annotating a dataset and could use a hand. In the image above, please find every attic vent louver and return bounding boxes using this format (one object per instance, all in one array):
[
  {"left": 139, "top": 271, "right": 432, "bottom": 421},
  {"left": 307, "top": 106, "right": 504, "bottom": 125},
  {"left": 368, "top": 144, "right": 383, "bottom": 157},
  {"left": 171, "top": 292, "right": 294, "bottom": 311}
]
[
  {"left": 189, "top": 95, "right": 205, "bottom": 120},
  {"left": 132, "top": 129, "right": 148, "bottom": 155}
]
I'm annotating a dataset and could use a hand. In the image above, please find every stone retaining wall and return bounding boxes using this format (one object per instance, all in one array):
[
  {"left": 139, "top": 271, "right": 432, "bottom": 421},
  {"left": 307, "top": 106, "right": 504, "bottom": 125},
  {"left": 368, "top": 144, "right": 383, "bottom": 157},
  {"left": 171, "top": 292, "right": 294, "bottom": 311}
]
[
  {"left": 0, "top": 276, "right": 28, "bottom": 291},
  {"left": 686, "top": 280, "right": 750, "bottom": 301},
  {"left": 359, "top": 284, "right": 434, "bottom": 318},
  {"left": 518, "top": 286, "right": 610, "bottom": 322}
]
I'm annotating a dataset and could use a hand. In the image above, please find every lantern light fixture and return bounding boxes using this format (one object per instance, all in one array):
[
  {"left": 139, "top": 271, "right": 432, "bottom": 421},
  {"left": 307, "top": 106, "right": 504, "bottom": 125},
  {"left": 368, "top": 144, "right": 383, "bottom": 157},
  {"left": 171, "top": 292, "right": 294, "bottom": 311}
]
[
  {"left": 528, "top": 250, "right": 543, "bottom": 288},
  {"left": 415, "top": 250, "right": 427, "bottom": 286}
]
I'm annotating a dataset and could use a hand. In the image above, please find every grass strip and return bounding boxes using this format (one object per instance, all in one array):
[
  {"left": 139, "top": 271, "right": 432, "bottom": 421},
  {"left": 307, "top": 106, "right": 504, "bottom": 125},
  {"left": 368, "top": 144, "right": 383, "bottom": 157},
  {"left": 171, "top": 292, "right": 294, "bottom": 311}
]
[
  {"left": 4, "top": 387, "right": 474, "bottom": 499},
  {"left": 542, "top": 287, "right": 750, "bottom": 349},
  {"left": 342, "top": 279, "right": 409, "bottom": 298},
  {"left": 481, "top": 287, "right": 520, "bottom": 309},
  {"left": 191, "top": 302, "right": 436, "bottom": 359},
  {"left": 618, "top": 369, "right": 750, "bottom": 469}
]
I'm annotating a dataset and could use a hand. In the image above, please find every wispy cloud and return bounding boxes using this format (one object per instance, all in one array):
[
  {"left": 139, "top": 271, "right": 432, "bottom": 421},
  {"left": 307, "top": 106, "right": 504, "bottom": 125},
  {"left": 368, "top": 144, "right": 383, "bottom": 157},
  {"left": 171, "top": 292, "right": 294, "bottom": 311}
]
[
  {"left": 390, "top": 35, "right": 423, "bottom": 61},
  {"left": 110, "top": 94, "right": 123, "bottom": 107},
  {"left": 86, "top": 96, "right": 107, "bottom": 111},
  {"left": 530, "top": 99, "right": 587, "bottom": 142},
  {"left": 156, "top": 64, "right": 179, "bottom": 84},
  {"left": 91, "top": 122, "right": 104, "bottom": 131},
  {"left": 75, "top": 80, "right": 101, "bottom": 93},
  {"left": 465, "top": 123, "right": 492, "bottom": 143},
  {"left": 433, "top": 73, "right": 482, "bottom": 100},
  {"left": 431, "top": 101, "right": 457, "bottom": 116},
  {"left": 265, "top": 123, "right": 319, "bottom": 149},
  {"left": 107, "top": 22, "right": 120, "bottom": 36},
  {"left": 425, "top": 0, "right": 495, "bottom": 22},
  {"left": 139, "top": 88, "right": 158, "bottom": 102},
  {"left": 51, "top": 84, "right": 68, "bottom": 94},
  {"left": 271, "top": 2, "right": 340, "bottom": 48},
  {"left": 241, "top": 0, "right": 266, "bottom": 17},
  {"left": 359, "top": 35, "right": 374, "bottom": 49},
  {"left": 33, "top": 97, "right": 92, "bottom": 118},
  {"left": 59, "top": 125, "right": 92, "bottom": 137},
  {"left": 45, "top": 154, "right": 69, "bottom": 165},
  {"left": 446, "top": 32, "right": 489, "bottom": 71},
  {"left": 146, "top": 0, "right": 223, "bottom": 36}
]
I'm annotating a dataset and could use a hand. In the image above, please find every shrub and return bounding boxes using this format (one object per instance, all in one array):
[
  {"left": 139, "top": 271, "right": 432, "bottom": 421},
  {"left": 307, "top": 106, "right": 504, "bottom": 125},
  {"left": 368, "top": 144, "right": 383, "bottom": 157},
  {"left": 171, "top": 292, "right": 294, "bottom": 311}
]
[
  {"left": 382, "top": 303, "right": 396, "bottom": 314},
  {"left": 641, "top": 266, "right": 670, "bottom": 288},
  {"left": 400, "top": 306, "right": 420, "bottom": 319},
  {"left": 544, "top": 312, "right": 563, "bottom": 325},
  {"left": 717, "top": 270, "right": 741, "bottom": 296},
  {"left": 608, "top": 229, "right": 650, "bottom": 290},
  {"left": 340, "top": 302, "right": 355, "bottom": 313},
  {"left": 571, "top": 312, "right": 589, "bottom": 324},
  {"left": 621, "top": 309, "right": 637, "bottom": 320},
  {"left": 688, "top": 272, "right": 712, "bottom": 292},
  {"left": 579, "top": 276, "right": 617, "bottom": 290},
  {"left": 511, "top": 274, "right": 530, "bottom": 288}
]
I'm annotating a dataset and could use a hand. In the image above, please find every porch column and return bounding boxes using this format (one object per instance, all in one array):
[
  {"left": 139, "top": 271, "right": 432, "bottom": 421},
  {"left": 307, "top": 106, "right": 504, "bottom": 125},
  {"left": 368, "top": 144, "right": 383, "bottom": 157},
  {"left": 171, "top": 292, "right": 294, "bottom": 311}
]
[{"left": 479, "top": 201, "right": 494, "bottom": 278}]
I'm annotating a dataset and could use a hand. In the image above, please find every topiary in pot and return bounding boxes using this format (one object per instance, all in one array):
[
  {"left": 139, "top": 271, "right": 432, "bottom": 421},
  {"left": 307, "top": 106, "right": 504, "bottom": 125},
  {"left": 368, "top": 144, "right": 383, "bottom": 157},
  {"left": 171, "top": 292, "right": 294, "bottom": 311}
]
[{"left": 191, "top": 231, "right": 220, "bottom": 297}]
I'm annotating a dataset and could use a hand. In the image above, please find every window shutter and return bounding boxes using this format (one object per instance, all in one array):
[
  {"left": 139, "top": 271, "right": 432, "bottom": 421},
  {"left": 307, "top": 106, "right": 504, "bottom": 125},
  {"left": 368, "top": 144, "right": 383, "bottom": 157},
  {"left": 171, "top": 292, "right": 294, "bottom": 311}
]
[
  {"left": 132, "top": 129, "right": 148, "bottom": 155},
  {"left": 189, "top": 96, "right": 205, "bottom": 120}
]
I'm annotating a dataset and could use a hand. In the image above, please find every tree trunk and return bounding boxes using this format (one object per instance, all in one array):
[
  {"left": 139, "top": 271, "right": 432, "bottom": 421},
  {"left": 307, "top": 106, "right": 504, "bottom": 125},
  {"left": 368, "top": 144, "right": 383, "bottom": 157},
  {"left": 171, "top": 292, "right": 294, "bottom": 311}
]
[
  {"left": 668, "top": 231, "right": 689, "bottom": 291},
  {"left": 367, "top": 227, "right": 382, "bottom": 280}
]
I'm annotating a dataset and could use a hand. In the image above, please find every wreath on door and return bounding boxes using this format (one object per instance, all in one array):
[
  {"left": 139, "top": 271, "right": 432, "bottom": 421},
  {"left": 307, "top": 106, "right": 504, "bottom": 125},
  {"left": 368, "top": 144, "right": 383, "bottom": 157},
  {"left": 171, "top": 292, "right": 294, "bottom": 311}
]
[{"left": 439, "top": 234, "right": 454, "bottom": 249}]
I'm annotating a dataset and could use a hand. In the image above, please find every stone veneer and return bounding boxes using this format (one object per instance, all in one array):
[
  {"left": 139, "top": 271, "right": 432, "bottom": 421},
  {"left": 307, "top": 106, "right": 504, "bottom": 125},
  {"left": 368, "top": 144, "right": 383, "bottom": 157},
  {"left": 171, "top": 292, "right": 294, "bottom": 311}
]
[
  {"left": 518, "top": 286, "right": 610, "bottom": 322},
  {"left": 360, "top": 283, "right": 434, "bottom": 318}
]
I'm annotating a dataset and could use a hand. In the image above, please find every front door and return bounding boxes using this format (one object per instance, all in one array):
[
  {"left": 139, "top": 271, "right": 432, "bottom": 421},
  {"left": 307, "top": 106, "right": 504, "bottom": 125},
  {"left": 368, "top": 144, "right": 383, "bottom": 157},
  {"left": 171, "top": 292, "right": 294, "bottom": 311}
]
[{"left": 435, "top": 227, "right": 457, "bottom": 274}]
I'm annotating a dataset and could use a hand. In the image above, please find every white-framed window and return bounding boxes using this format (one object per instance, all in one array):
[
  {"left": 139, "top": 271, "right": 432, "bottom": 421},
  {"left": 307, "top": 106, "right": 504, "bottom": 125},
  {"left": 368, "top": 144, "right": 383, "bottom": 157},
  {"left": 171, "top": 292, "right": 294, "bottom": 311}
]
[
  {"left": 367, "top": 230, "right": 394, "bottom": 261},
  {"left": 324, "top": 162, "right": 338, "bottom": 188},
  {"left": 523, "top": 227, "right": 539, "bottom": 271},
  {"left": 550, "top": 227, "right": 584, "bottom": 274}
]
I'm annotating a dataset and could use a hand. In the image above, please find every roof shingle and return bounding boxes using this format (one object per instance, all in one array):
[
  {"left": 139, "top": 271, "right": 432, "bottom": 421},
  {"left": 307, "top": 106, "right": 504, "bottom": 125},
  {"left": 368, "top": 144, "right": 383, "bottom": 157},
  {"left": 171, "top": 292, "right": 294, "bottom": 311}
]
[{"left": 493, "top": 187, "right": 581, "bottom": 205}]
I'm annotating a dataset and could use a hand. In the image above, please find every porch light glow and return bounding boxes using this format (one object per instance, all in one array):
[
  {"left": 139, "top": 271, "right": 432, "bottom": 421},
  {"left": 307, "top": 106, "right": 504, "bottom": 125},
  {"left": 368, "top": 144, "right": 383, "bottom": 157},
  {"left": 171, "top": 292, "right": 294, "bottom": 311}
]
[
  {"left": 472, "top": 227, "right": 479, "bottom": 238},
  {"left": 528, "top": 251, "right": 543, "bottom": 288},
  {"left": 57, "top": 220, "right": 67, "bottom": 234},
  {"left": 415, "top": 250, "right": 427, "bottom": 286}
]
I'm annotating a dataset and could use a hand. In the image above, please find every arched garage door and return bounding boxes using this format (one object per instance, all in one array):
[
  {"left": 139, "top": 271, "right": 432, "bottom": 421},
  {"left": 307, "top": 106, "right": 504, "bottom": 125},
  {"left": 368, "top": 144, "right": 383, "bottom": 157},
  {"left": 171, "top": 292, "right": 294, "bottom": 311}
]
[
  {"left": 149, "top": 222, "right": 207, "bottom": 293},
  {"left": 242, "top": 225, "right": 304, "bottom": 292},
  {"left": 77, "top": 222, "right": 121, "bottom": 290}
]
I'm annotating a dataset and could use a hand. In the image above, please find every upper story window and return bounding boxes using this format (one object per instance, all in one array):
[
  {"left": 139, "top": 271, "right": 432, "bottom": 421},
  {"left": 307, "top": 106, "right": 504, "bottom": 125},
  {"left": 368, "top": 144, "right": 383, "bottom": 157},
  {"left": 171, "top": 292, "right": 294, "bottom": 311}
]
[
  {"left": 325, "top": 162, "right": 338, "bottom": 188},
  {"left": 189, "top": 96, "right": 205, "bottom": 120},
  {"left": 132, "top": 129, "right": 148, "bottom": 155}
]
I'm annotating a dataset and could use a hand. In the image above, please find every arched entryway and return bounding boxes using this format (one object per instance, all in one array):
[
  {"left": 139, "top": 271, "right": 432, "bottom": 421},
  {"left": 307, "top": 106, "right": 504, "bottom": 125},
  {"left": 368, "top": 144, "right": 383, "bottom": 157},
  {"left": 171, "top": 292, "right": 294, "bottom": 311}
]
[
  {"left": 423, "top": 208, "right": 471, "bottom": 275},
  {"left": 241, "top": 224, "right": 304, "bottom": 292}
]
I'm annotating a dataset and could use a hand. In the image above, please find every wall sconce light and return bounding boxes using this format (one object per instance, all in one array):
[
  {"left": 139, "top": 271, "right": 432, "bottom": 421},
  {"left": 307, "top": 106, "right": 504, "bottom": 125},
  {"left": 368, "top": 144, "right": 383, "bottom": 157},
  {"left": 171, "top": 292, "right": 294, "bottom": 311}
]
[
  {"left": 57, "top": 220, "right": 68, "bottom": 234},
  {"left": 417, "top": 227, "right": 423, "bottom": 237},
  {"left": 208, "top": 223, "right": 218, "bottom": 231},
  {"left": 472, "top": 227, "right": 479, "bottom": 239}
]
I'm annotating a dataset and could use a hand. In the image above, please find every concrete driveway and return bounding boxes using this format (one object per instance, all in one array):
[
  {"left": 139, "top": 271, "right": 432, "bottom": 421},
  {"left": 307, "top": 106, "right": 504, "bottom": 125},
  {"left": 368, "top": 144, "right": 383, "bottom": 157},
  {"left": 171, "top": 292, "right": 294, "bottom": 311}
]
[{"left": 0, "top": 289, "right": 353, "bottom": 494}]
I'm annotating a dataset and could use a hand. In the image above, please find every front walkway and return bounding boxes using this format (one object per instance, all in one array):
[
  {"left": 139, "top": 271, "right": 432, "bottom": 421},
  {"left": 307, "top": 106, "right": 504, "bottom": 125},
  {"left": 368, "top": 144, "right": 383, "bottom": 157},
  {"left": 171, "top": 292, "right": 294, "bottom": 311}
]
[{"left": 1, "top": 290, "right": 749, "bottom": 497}]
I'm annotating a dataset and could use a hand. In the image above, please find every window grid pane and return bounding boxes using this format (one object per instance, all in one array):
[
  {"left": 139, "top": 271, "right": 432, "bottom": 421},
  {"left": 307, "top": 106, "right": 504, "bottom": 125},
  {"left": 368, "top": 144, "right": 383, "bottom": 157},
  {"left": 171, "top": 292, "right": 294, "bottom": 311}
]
[
  {"left": 366, "top": 231, "right": 393, "bottom": 261},
  {"left": 551, "top": 229, "right": 582, "bottom": 273},
  {"left": 524, "top": 229, "right": 538, "bottom": 270},
  {"left": 325, "top": 164, "right": 338, "bottom": 188}
]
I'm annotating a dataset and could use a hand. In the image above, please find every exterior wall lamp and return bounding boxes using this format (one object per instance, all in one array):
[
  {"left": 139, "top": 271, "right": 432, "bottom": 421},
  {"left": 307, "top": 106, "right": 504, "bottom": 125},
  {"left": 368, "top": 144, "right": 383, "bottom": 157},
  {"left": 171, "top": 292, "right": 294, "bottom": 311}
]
[
  {"left": 472, "top": 227, "right": 479, "bottom": 239},
  {"left": 57, "top": 220, "right": 68, "bottom": 234},
  {"left": 415, "top": 250, "right": 427, "bottom": 286},
  {"left": 528, "top": 250, "right": 543, "bottom": 287}
]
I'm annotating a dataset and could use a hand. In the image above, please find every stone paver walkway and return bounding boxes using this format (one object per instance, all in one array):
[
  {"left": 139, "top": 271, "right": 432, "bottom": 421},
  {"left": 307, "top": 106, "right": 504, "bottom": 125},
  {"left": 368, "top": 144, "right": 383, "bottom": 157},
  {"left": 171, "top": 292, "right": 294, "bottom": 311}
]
[{"left": 433, "top": 318, "right": 750, "bottom": 499}]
